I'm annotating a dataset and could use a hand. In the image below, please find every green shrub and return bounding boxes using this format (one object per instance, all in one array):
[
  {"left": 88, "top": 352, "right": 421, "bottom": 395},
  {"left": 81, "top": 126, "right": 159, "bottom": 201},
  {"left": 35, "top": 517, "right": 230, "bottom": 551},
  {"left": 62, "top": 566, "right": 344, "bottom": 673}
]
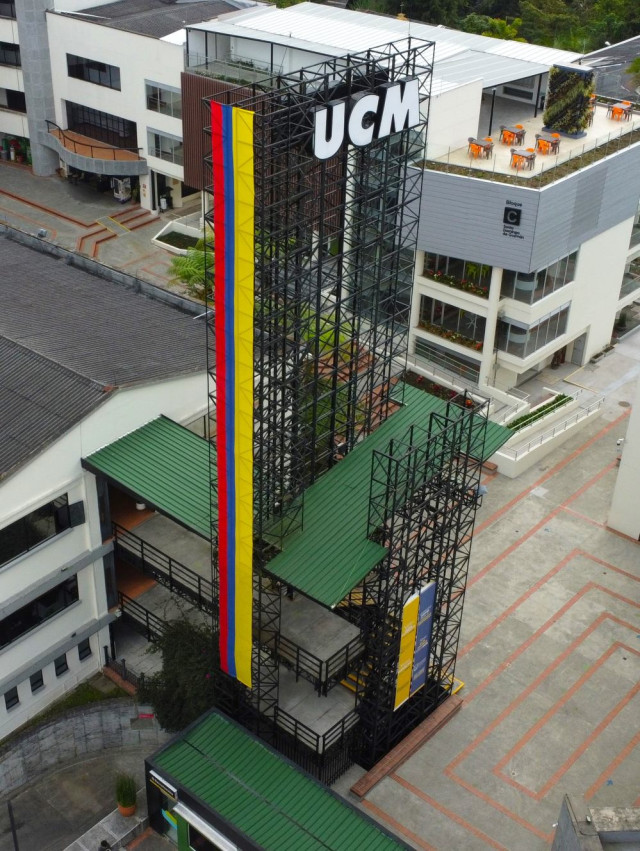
[{"left": 115, "top": 773, "right": 137, "bottom": 807}]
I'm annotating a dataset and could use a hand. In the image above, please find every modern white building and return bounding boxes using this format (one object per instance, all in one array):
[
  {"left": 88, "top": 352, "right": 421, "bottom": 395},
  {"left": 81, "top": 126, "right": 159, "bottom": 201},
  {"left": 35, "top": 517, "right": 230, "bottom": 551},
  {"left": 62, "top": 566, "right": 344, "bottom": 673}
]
[
  {"left": 0, "top": 235, "right": 208, "bottom": 740},
  {"left": 0, "top": 0, "right": 253, "bottom": 208}
]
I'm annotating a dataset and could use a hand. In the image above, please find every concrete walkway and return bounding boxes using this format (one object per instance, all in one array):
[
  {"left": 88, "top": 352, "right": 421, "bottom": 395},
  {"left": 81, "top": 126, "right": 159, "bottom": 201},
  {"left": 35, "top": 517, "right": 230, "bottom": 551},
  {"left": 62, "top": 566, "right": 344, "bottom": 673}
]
[
  {"left": 343, "top": 331, "right": 640, "bottom": 850},
  {"left": 0, "top": 748, "right": 150, "bottom": 851},
  {"left": 0, "top": 160, "right": 196, "bottom": 297}
]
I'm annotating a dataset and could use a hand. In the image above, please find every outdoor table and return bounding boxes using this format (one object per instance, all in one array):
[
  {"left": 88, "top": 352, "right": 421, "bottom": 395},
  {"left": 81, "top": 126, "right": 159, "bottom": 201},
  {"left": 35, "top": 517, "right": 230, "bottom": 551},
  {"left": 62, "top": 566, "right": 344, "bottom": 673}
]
[
  {"left": 510, "top": 147, "right": 536, "bottom": 170},
  {"left": 535, "top": 132, "right": 560, "bottom": 154},
  {"left": 607, "top": 102, "right": 633, "bottom": 121},
  {"left": 500, "top": 125, "right": 526, "bottom": 145},
  {"left": 468, "top": 137, "right": 493, "bottom": 158}
]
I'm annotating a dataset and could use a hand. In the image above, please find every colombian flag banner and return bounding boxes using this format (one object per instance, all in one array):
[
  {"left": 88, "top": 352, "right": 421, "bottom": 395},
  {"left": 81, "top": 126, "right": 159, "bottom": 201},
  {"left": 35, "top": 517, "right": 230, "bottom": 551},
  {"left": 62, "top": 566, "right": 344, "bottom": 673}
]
[{"left": 211, "top": 101, "right": 254, "bottom": 689}]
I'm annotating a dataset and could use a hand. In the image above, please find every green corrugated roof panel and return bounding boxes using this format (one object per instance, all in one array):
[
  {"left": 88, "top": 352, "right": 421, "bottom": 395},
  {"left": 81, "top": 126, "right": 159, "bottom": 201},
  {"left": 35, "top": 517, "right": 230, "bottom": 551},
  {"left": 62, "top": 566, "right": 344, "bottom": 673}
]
[
  {"left": 152, "top": 711, "right": 409, "bottom": 850},
  {"left": 82, "top": 416, "right": 213, "bottom": 539},
  {"left": 266, "top": 385, "right": 511, "bottom": 608}
]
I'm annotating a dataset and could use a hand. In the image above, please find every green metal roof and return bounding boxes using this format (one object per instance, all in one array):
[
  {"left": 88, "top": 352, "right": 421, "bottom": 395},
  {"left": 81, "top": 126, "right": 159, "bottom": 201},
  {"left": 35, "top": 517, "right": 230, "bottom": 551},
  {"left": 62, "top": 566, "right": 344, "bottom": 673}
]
[
  {"left": 152, "top": 711, "right": 410, "bottom": 851},
  {"left": 266, "top": 385, "right": 511, "bottom": 608},
  {"left": 82, "top": 416, "right": 213, "bottom": 539}
]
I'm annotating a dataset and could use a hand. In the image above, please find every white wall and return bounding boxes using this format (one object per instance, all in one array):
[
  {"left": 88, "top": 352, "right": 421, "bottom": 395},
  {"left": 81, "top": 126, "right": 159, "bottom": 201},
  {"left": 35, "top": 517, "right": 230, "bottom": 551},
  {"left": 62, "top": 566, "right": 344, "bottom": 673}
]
[
  {"left": 0, "top": 371, "right": 207, "bottom": 738},
  {"left": 47, "top": 13, "right": 186, "bottom": 207},
  {"left": 565, "top": 219, "right": 633, "bottom": 359},
  {"left": 425, "top": 80, "right": 483, "bottom": 161},
  {"left": 608, "top": 375, "right": 640, "bottom": 540}
]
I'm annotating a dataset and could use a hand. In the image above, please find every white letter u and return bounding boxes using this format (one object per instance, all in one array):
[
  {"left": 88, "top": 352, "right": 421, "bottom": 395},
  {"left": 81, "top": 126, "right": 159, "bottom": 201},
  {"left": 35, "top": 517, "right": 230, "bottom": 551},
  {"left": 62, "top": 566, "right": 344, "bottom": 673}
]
[{"left": 313, "top": 101, "right": 346, "bottom": 160}]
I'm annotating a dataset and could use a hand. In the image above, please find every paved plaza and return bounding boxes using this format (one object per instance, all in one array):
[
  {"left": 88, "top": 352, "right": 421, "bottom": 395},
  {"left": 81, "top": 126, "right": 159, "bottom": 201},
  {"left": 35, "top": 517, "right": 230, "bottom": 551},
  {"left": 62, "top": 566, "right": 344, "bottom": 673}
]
[
  {"left": 0, "top": 159, "right": 638, "bottom": 849},
  {"left": 343, "top": 336, "right": 640, "bottom": 850}
]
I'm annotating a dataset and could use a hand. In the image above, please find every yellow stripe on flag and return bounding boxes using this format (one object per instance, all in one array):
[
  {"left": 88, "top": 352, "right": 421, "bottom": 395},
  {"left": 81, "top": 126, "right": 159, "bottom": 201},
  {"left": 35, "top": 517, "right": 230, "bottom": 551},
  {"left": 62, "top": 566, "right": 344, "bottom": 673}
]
[{"left": 232, "top": 107, "right": 255, "bottom": 689}]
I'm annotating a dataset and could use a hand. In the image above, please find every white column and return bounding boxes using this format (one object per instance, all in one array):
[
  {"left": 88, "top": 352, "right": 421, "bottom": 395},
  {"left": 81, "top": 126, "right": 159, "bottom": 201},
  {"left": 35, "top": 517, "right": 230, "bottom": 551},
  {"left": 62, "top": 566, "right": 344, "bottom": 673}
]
[{"left": 478, "top": 265, "right": 502, "bottom": 390}]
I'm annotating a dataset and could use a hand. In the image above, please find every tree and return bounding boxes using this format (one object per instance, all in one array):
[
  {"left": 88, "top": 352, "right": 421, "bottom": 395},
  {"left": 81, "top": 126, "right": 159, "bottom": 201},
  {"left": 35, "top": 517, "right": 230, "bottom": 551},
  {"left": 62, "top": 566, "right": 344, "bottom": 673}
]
[
  {"left": 461, "top": 13, "right": 525, "bottom": 38},
  {"left": 169, "top": 235, "right": 214, "bottom": 302},
  {"left": 139, "top": 619, "right": 219, "bottom": 732}
]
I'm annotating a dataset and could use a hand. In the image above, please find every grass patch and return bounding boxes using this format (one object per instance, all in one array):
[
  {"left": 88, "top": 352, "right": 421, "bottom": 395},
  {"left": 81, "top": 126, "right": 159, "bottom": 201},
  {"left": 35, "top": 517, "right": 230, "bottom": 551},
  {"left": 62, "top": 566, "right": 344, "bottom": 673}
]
[
  {"left": 157, "top": 231, "right": 200, "bottom": 250},
  {"left": 508, "top": 394, "right": 572, "bottom": 432},
  {"left": 1, "top": 675, "right": 127, "bottom": 745}
]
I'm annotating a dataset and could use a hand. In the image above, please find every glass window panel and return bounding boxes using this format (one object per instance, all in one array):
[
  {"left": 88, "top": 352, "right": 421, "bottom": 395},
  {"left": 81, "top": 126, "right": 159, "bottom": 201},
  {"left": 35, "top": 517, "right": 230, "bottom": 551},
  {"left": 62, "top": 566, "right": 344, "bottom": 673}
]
[
  {"left": 78, "top": 638, "right": 92, "bottom": 661},
  {"left": 30, "top": 670, "right": 44, "bottom": 693},
  {"left": 4, "top": 687, "right": 19, "bottom": 710},
  {"left": 55, "top": 654, "right": 68, "bottom": 677}
]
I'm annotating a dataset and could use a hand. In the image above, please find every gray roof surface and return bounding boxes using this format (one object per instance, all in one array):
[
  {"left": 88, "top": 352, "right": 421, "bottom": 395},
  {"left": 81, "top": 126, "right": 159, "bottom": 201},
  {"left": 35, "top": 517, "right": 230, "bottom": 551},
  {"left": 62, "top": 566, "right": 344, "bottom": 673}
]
[
  {"left": 0, "top": 236, "right": 208, "bottom": 479},
  {"left": 0, "top": 338, "right": 107, "bottom": 481},
  {"left": 77, "top": 0, "right": 240, "bottom": 38},
  {"left": 583, "top": 36, "right": 640, "bottom": 102}
]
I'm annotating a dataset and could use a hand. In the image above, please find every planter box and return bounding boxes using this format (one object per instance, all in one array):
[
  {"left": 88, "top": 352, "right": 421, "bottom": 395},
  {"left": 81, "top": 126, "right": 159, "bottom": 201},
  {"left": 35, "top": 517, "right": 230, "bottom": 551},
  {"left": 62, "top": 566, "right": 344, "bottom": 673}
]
[{"left": 152, "top": 220, "right": 202, "bottom": 256}]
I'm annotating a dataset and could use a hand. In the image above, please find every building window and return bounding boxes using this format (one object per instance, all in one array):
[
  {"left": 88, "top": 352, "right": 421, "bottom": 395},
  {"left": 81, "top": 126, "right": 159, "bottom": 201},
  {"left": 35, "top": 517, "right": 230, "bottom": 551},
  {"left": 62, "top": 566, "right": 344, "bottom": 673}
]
[
  {"left": 55, "top": 654, "right": 69, "bottom": 678},
  {"left": 77, "top": 638, "right": 92, "bottom": 661},
  {"left": 501, "top": 252, "right": 578, "bottom": 304},
  {"left": 30, "top": 670, "right": 44, "bottom": 694},
  {"left": 0, "top": 576, "right": 79, "bottom": 650},
  {"left": 0, "top": 87, "right": 26, "bottom": 113},
  {"left": 0, "top": 2, "right": 16, "bottom": 19},
  {"left": 1, "top": 495, "right": 71, "bottom": 568},
  {"left": 4, "top": 687, "right": 19, "bottom": 710},
  {"left": 497, "top": 304, "right": 570, "bottom": 358},
  {"left": 0, "top": 41, "right": 20, "bottom": 67},
  {"left": 423, "top": 252, "right": 491, "bottom": 297},
  {"left": 147, "top": 130, "right": 183, "bottom": 166},
  {"left": 67, "top": 54, "right": 121, "bottom": 90},
  {"left": 419, "top": 296, "right": 485, "bottom": 351},
  {"left": 146, "top": 83, "right": 182, "bottom": 119},
  {"left": 66, "top": 101, "right": 137, "bottom": 150}
]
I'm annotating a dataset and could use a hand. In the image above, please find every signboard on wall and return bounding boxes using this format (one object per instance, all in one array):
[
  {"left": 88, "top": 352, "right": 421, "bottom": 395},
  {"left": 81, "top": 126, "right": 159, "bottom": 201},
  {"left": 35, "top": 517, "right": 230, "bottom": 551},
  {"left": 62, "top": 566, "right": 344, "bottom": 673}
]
[{"left": 394, "top": 581, "right": 437, "bottom": 709}]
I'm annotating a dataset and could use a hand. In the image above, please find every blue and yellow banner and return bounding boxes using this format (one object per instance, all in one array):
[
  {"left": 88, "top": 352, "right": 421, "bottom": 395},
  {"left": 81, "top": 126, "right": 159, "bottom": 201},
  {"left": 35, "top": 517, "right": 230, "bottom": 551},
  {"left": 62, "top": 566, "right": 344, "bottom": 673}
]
[
  {"left": 211, "top": 101, "right": 255, "bottom": 688},
  {"left": 394, "top": 581, "right": 437, "bottom": 709}
]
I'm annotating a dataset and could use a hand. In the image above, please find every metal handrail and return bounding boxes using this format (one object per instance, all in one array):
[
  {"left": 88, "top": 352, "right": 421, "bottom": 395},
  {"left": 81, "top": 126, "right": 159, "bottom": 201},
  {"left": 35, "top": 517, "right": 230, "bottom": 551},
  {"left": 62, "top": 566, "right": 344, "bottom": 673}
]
[
  {"left": 275, "top": 630, "right": 365, "bottom": 695},
  {"left": 500, "top": 397, "right": 604, "bottom": 460},
  {"left": 46, "top": 119, "right": 142, "bottom": 160},
  {"left": 118, "top": 591, "right": 166, "bottom": 642},
  {"left": 113, "top": 523, "right": 216, "bottom": 614},
  {"left": 274, "top": 705, "right": 360, "bottom": 754}
]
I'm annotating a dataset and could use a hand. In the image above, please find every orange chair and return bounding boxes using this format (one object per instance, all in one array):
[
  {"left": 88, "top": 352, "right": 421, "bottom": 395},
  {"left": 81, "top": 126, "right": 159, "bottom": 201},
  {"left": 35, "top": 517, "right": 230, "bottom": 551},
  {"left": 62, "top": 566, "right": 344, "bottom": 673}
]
[
  {"left": 537, "top": 138, "right": 550, "bottom": 154},
  {"left": 510, "top": 150, "right": 524, "bottom": 170},
  {"left": 469, "top": 143, "right": 483, "bottom": 158},
  {"left": 611, "top": 106, "right": 624, "bottom": 121}
]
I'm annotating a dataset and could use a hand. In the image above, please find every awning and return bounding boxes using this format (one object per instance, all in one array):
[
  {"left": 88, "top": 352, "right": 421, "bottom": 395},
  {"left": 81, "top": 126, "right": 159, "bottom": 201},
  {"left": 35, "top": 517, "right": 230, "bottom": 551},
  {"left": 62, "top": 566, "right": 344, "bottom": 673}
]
[
  {"left": 265, "top": 385, "right": 511, "bottom": 608},
  {"left": 82, "top": 415, "right": 212, "bottom": 539}
]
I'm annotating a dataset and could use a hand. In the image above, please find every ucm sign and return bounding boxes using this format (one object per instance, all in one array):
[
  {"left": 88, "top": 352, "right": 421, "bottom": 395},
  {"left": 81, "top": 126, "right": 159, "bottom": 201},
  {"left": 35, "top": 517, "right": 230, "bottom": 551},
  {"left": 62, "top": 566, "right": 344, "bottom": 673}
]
[{"left": 313, "top": 78, "right": 420, "bottom": 160}]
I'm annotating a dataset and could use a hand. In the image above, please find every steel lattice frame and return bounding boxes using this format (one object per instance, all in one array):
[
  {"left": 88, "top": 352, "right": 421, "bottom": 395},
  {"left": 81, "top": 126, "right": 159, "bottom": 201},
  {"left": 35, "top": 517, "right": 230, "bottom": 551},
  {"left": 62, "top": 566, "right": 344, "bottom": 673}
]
[
  {"left": 203, "top": 41, "right": 434, "bottom": 730},
  {"left": 353, "top": 394, "right": 489, "bottom": 767}
]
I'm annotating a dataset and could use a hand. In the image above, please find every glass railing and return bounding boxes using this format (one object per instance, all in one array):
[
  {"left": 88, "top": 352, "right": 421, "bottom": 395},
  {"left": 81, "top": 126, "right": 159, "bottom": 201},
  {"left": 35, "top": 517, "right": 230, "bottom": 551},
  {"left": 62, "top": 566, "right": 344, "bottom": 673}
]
[
  {"left": 619, "top": 263, "right": 640, "bottom": 299},
  {"left": 417, "top": 126, "right": 640, "bottom": 189}
]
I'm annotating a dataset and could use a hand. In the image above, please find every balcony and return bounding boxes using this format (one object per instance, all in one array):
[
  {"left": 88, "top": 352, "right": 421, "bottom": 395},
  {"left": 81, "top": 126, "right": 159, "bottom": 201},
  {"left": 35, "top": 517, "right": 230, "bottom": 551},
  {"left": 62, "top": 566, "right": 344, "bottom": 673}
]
[
  {"left": 630, "top": 223, "right": 640, "bottom": 250},
  {"left": 419, "top": 98, "right": 640, "bottom": 188},
  {"left": 421, "top": 255, "right": 491, "bottom": 299},
  {"left": 186, "top": 51, "right": 278, "bottom": 87},
  {"left": 44, "top": 121, "right": 148, "bottom": 177},
  {"left": 619, "top": 260, "right": 640, "bottom": 300}
]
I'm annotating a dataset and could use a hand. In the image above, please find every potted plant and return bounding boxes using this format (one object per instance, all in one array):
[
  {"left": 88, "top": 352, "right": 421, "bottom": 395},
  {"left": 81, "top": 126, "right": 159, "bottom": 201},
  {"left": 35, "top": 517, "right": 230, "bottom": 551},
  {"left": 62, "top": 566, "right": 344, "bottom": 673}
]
[{"left": 115, "top": 773, "right": 137, "bottom": 817}]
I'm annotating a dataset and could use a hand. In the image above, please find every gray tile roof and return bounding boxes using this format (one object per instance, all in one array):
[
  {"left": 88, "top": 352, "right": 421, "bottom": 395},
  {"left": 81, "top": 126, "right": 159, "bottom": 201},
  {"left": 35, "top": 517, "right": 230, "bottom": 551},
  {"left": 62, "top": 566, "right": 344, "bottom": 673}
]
[
  {"left": 0, "top": 338, "right": 107, "bottom": 481},
  {"left": 0, "top": 236, "right": 208, "bottom": 479},
  {"left": 77, "top": 0, "right": 239, "bottom": 39}
]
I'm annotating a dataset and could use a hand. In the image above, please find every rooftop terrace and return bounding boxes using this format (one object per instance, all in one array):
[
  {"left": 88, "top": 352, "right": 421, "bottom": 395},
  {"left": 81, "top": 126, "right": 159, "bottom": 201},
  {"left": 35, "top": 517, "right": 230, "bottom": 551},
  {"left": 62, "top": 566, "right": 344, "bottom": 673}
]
[{"left": 424, "top": 95, "right": 640, "bottom": 187}]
